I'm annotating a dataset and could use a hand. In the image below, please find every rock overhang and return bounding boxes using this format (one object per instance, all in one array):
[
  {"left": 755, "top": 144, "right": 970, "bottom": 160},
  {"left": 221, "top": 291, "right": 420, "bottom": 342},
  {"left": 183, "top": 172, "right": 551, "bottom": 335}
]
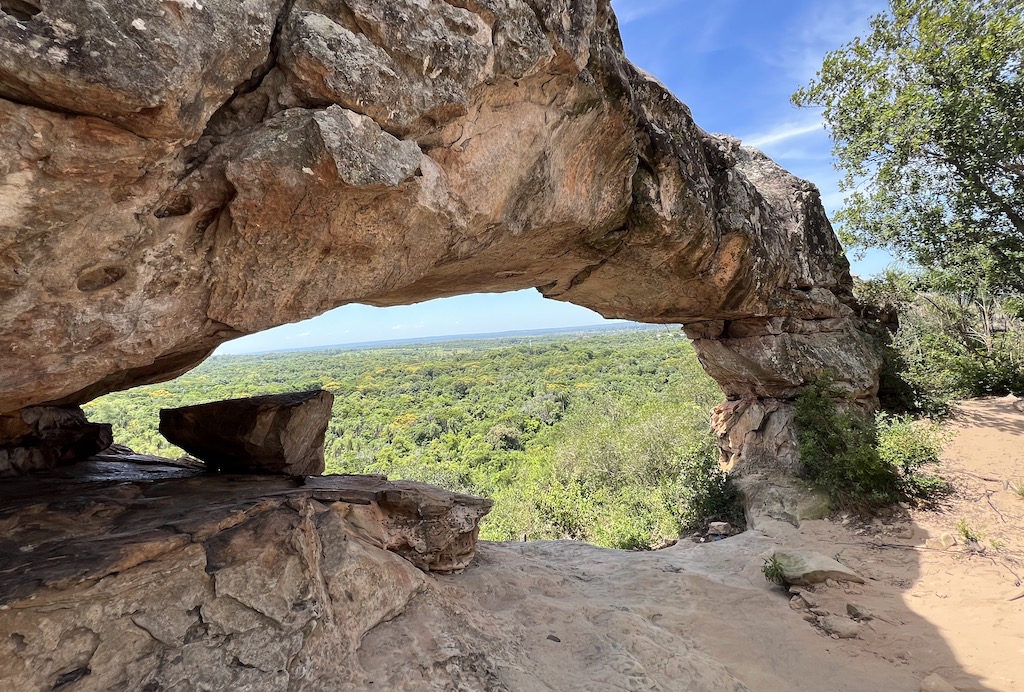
[{"left": 0, "top": 0, "right": 882, "bottom": 478}]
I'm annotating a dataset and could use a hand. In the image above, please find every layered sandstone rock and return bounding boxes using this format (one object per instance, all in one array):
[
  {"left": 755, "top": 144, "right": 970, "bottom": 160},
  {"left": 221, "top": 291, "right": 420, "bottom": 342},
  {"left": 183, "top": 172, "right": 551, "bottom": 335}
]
[
  {"left": 0, "top": 1, "right": 881, "bottom": 487},
  {"left": 159, "top": 389, "right": 334, "bottom": 475},
  {"left": 0, "top": 456, "right": 491, "bottom": 690},
  {"left": 0, "top": 406, "right": 112, "bottom": 475},
  {"left": 0, "top": 455, "right": 933, "bottom": 691}
]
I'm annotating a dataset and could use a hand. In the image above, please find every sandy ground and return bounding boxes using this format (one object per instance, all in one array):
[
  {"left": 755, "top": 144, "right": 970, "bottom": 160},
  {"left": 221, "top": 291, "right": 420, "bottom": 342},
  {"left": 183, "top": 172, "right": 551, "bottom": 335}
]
[
  {"left": 364, "top": 397, "right": 1023, "bottom": 691},
  {"left": 744, "top": 395, "right": 1024, "bottom": 691}
]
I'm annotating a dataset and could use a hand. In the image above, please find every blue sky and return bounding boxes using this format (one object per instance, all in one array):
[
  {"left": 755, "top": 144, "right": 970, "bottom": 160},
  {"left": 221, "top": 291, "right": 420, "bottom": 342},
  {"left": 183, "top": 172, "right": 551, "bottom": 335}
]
[{"left": 218, "top": 0, "right": 892, "bottom": 355}]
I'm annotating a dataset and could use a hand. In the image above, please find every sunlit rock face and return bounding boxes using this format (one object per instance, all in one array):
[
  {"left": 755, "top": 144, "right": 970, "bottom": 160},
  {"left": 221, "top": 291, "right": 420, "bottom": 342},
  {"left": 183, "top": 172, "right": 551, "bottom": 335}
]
[
  {"left": 159, "top": 389, "right": 335, "bottom": 475},
  {"left": 0, "top": 0, "right": 880, "bottom": 473},
  {"left": 0, "top": 464, "right": 492, "bottom": 689}
]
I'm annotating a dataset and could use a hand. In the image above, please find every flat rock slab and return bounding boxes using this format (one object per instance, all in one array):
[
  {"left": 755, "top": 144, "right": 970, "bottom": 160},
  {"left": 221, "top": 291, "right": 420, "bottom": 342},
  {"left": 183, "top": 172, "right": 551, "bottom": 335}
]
[
  {"left": 0, "top": 452, "right": 491, "bottom": 691},
  {"left": 773, "top": 549, "right": 865, "bottom": 585},
  {"left": 159, "top": 389, "right": 334, "bottom": 475},
  {"left": 0, "top": 453, "right": 493, "bottom": 607}
]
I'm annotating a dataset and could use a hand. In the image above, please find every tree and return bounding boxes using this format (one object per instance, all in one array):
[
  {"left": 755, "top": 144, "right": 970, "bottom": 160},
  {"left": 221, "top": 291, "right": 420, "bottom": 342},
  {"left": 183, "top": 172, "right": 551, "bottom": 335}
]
[{"left": 793, "top": 0, "right": 1024, "bottom": 292}]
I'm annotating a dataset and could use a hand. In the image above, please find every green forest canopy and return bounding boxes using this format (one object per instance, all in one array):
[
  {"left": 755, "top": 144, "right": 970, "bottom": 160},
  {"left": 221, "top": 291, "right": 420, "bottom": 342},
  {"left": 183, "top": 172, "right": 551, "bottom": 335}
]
[{"left": 85, "top": 327, "right": 736, "bottom": 549}]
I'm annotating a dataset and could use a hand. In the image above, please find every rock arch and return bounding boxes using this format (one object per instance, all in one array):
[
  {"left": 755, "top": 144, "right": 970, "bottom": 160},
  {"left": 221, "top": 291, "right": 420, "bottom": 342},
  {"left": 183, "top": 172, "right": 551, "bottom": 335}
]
[{"left": 0, "top": 0, "right": 881, "bottom": 489}]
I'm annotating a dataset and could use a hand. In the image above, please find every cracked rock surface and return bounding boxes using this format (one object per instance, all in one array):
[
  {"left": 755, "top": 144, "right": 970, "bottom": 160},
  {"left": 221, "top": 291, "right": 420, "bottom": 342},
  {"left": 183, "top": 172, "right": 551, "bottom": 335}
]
[
  {"left": 0, "top": 456, "right": 491, "bottom": 690},
  {"left": 0, "top": 0, "right": 881, "bottom": 482},
  {"left": 0, "top": 456, "right": 926, "bottom": 691}
]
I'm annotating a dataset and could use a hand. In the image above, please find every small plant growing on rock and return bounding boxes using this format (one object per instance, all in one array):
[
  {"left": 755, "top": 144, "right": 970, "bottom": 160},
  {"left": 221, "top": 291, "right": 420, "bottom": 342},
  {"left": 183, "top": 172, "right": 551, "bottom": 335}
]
[{"left": 761, "top": 554, "right": 786, "bottom": 585}]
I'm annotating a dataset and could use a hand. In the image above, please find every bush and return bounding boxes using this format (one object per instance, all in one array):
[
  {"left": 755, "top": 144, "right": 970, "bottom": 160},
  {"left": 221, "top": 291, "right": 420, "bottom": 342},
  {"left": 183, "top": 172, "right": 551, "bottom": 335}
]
[
  {"left": 855, "top": 271, "right": 1024, "bottom": 415},
  {"left": 795, "top": 378, "right": 899, "bottom": 508},
  {"left": 795, "top": 378, "right": 951, "bottom": 509},
  {"left": 875, "top": 413, "right": 951, "bottom": 500},
  {"left": 677, "top": 449, "right": 742, "bottom": 530}
]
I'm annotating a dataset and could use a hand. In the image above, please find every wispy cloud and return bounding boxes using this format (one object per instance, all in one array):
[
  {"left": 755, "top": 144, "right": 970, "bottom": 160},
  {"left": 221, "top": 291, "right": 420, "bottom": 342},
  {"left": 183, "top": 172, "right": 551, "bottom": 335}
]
[
  {"left": 742, "top": 119, "right": 823, "bottom": 148},
  {"left": 768, "top": 0, "right": 887, "bottom": 82}
]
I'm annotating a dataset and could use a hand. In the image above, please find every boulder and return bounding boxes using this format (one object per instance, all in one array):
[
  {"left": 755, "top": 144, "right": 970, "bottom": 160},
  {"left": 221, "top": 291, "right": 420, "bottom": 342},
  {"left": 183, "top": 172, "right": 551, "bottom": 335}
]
[
  {"left": 159, "top": 390, "right": 333, "bottom": 475},
  {"left": 816, "top": 615, "right": 861, "bottom": 639},
  {"left": 738, "top": 474, "right": 832, "bottom": 527},
  {"left": 772, "top": 549, "right": 865, "bottom": 586},
  {"left": 846, "top": 602, "right": 873, "bottom": 620},
  {"left": 707, "top": 521, "right": 734, "bottom": 536},
  {"left": 0, "top": 406, "right": 111, "bottom": 475},
  {"left": 925, "top": 532, "right": 958, "bottom": 550}
]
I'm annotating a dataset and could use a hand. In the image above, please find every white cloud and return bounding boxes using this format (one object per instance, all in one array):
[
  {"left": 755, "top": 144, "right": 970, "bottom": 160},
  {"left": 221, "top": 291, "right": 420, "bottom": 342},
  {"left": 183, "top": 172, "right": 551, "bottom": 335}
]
[
  {"left": 770, "top": 0, "right": 888, "bottom": 82},
  {"left": 742, "top": 120, "right": 823, "bottom": 148}
]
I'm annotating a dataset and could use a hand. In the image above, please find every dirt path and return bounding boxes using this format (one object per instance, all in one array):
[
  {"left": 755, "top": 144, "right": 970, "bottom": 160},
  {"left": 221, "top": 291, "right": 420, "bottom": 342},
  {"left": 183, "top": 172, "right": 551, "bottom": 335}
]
[
  {"left": 733, "top": 395, "right": 1024, "bottom": 691},
  {"left": 372, "top": 397, "right": 1024, "bottom": 691}
]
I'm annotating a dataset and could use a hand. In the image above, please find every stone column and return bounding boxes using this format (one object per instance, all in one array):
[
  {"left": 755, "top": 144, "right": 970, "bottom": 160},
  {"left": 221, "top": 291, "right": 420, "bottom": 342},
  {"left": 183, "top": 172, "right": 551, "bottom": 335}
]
[{"left": 686, "top": 315, "right": 883, "bottom": 524}]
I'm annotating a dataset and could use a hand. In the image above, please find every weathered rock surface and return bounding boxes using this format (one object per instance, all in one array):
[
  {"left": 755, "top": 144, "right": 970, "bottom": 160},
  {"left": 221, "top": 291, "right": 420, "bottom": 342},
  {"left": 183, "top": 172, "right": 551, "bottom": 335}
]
[
  {"left": 771, "top": 549, "right": 866, "bottom": 586},
  {"left": 0, "top": 405, "right": 111, "bottom": 475},
  {"left": 0, "top": 0, "right": 882, "bottom": 485},
  {"left": 0, "top": 457, "right": 926, "bottom": 691},
  {"left": 740, "top": 474, "right": 832, "bottom": 527},
  {"left": 817, "top": 614, "right": 861, "bottom": 639},
  {"left": 159, "top": 389, "right": 334, "bottom": 475},
  {"left": 920, "top": 673, "right": 959, "bottom": 692},
  {"left": 0, "top": 454, "right": 492, "bottom": 691}
]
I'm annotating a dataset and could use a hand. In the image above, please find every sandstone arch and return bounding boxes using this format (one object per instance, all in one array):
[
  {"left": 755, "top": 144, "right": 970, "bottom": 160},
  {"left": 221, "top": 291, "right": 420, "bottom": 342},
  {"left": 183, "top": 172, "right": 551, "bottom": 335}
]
[{"left": 0, "top": 0, "right": 882, "bottom": 487}]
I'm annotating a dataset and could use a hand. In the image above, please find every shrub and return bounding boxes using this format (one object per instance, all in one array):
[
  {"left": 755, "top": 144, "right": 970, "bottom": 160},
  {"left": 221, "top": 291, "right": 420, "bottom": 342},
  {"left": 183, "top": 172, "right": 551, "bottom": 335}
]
[
  {"left": 956, "top": 519, "right": 981, "bottom": 544},
  {"left": 795, "top": 378, "right": 952, "bottom": 509},
  {"left": 875, "top": 413, "right": 951, "bottom": 500},
  {"left": 855, "top": 271, "right": 1024, "bottom": 416},
  {"left": 795, "top": 378, "right": 899, "bottom": 509},
  {"left": 677, "top": 448, "right": 743, "bottom": 530}
]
